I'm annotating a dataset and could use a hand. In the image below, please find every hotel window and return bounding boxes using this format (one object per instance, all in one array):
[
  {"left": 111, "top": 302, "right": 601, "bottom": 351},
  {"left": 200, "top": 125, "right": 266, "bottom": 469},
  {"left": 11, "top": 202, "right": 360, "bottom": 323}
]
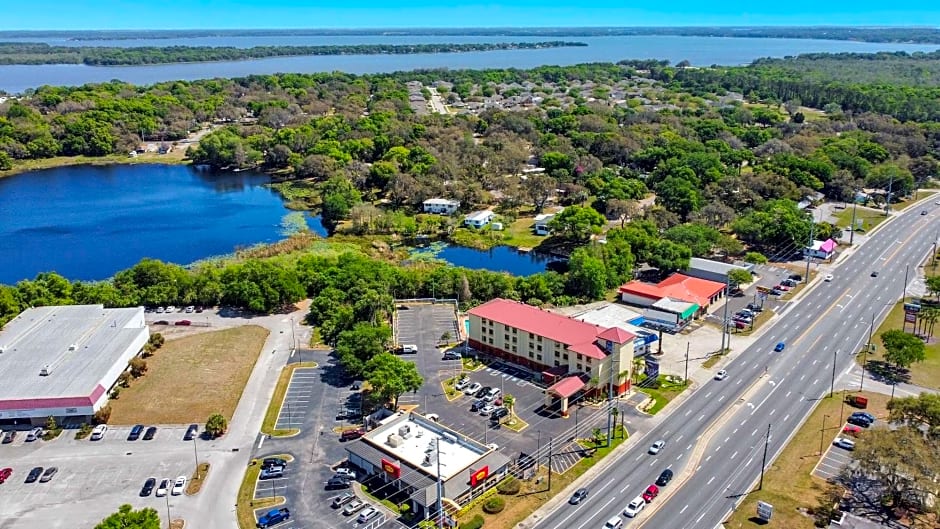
[
  {"left": 529, "top": 332, "right": 534, "bottom": 339},
  {"left": 536, "top": 345, "right": 542, "bottom": 352},
  {"left": 504, "top": 324, "right": 510, "bottom": 332},
  {"left": 586, "top": 357, "right": 592, "bottom": 364},
  {"left": 554, "top": 351, "right": 560, "bottom": 358},
  {"left": 576, "top": 353, "right": 583, "bottom": 361},
  {"left": 577, "top": 363, "right": 582, "bottom": 370},
  {"left": 537, "top": 354, "right": 542, "bottom": 361},
  {"left": 586, "top": 366, "right": 592, "bottom": 373},
  {"left": 512, "top": 337, "right": 517, "bottom": 344},
  {"left": 512, "top": 345, "right": 517, "bottom": 352},
  {"left": 512, "top": 328, "right": 517, "bottom": 334},
  {"left": 554, "top": 360, "right": 560, "bottom": 367},
  {"left": 528, "top": 352, "right": 534, "bottom": 359},
  {"left": 563, "top": 353, "right": 569, "bottom": 361},
  {"left": 537, "top": 336, "right": 542, "bottom": 342},
  {"left": 504, "top": 334, "right": 509, "bottom": 342}
]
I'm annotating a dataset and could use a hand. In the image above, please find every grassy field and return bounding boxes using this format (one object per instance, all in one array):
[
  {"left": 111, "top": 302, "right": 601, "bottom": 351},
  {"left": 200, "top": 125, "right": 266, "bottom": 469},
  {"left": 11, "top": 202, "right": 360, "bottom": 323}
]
[
  {"left": 856, "top": 301, "right": 940, "bottom": 390},
  {"left": 833, "top": 206, "right": 888, "bottom": 231},
  {"left": 637, "top": 376, "right": 689, "bottom": 415},
  {"left": 725, "top": 391, "right": 891, "bottom": 529},
  {"left": 260, "top": 362, "right": 318, "bottom": 436},
  {"left": 109, "top": 326, "right": 269, "bottom": 425},
  {"left": 458, "top": 426, "right": 628, "bottom": 529}
]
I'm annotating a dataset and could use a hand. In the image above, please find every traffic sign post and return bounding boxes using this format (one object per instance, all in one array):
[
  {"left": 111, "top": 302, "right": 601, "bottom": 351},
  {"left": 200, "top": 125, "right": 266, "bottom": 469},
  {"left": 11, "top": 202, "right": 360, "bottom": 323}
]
[{"left": 757, "top": 501, "right": 773, "bottom": 521}]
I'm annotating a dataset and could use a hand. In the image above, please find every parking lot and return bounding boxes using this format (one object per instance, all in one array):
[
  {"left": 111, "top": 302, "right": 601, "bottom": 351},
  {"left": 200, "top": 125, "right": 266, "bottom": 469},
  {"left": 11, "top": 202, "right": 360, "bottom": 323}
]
[
  {"left": 394, "top": 302, "right": 460, "bottom": 355},
  {"left": 813, "top": 434, "right": 857, "bottom": 481},
  {"left": 0, "top": 424, "right": 199, "bottom": 528},
  {"left": 276, "top": 368, "right": 319, "bottom": 432}
]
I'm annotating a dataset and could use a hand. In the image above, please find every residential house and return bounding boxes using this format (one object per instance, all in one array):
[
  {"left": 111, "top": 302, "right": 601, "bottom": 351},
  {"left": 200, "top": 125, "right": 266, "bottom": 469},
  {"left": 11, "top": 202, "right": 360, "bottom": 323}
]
[
  {"left": 804, "top": 239, "right": 838, "bottom": 260},
  {"left": 422, "top": 198, "right": 461, "bottom": 215},
  {"left": 463, "top": 210, "right": 495, "bottom": 228}
]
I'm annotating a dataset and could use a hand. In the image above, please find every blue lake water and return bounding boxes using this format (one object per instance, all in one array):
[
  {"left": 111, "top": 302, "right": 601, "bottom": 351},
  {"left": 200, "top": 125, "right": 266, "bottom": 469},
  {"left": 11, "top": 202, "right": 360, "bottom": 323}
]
[
  {"left": 0, "top": 164, "right": 322, "bottom": 283},
  {"left": 430, "top": 244, "right": 564, "bottom": 276},
  {"left": 0, "top": 35, "right": 935, "bottom": 93}
]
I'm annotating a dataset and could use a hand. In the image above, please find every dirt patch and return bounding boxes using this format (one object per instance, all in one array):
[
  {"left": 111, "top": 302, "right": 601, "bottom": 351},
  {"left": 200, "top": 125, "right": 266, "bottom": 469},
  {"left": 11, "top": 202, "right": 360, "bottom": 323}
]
[{"left": 109, "top": 326, "right": 269, "bottom": 425}]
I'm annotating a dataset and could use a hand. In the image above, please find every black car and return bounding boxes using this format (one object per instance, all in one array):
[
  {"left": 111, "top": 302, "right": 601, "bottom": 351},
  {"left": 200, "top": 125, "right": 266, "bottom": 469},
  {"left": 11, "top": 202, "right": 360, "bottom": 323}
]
[
  {"left": 746, "top": 303, "right": 764, "bottom": 313},
  {"left": 442, "top": 352, "right": 461, "bottom": 361},
  {"left": 128, "top": 424, "right": 144, "bottom": 441},
  {"left": 140, "top": 477, "right": 156, "bottom": 496},
  {"left": 25, "top": 467, "right": 43, "bottom": 483},
  {"left": 788, "top": 274, "right": 803, "bottom": 281},
  {"left": 143, "top": 426, "right": 158, "bottom": 440},
  {"left": 569, "top": 488, "right": 589, "bottom": 505},
  {"left": 656, "top": 469, "right": 674, "bottom": 486},
  {"left": 470, "top": 399, "right": 487, "bottom": 412},
  {"left": 846, "top": 415, "right": 871, "bottom": 428},
  {"left": 263, "top": 457, "right": 287, "bottom": 469},
  {"left": 475, "top": 386, "right": 492, "bottom": 398},
  {"left": 326, "top": 477, "right": 352, "bottom": 490},
  {"left": 871, "top": 271, "right": 879, "bottom": 277},
  {"left": 490, "top": 407, "right": 510, "bottom": 421},
  {"left": 183, "top": 424, "right": 199, "bottom": 441}
]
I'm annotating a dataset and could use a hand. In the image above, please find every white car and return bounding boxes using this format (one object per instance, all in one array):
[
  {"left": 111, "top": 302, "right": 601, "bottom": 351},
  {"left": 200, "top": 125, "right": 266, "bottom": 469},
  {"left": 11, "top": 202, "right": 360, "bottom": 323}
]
[
  {"left": 343, "top": 499, "right": 367, "bottom": 515},
  {"left": 479, "top": 404, "right": 496, "bottom": 416},
  {"left": 464, "top": 382, "right": 483, "bottom": 395},
  {"left": 623, "top": 496, "right": 646, "bottom": 517},
  {"left": 824, "top": 274, "right": 834, "bottom": 282},
  {"left": 357, "top": 506, "right": 380, "bottom": 523},
  {"left": 184, "top": 306, "right": 195, "bottom": 313},
  {"left": 714, "top": 370, "right": 728, "bottom": 381},
  {"left": 171, "top": 476, "right": 186, "bottom": 496},
  {"left": 603, "top": 516, "right": 623, "bottom": 529},
  {"left": 156, "top": 478, "right": 170, "bottom": 497},
  {"left": 90, "top": 424, "right": 108, "bottom": 440},
  {"left": 26, "top": 427, "right": 43, "bottom": 442},
  {"left": 833, "top": 437, "right": 856, "bottom": 451},
  {"left": 648, "top": 440, "right": 665, "bottom": 454},
  {"left": 165, "top": 306, "right": 177, "bottom": 313},
  {"left": 335, "top": 467, "right": 357, "bottom": 480},
  {"left": 455, "top": 378, "right": 471, "bottom": 391}
]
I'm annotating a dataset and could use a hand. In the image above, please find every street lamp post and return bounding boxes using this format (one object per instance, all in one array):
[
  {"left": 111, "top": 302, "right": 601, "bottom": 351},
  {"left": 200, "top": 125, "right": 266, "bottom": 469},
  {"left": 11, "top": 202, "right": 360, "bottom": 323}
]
[
  {"left": 839, "top": 388, "right": 847, "bottom": 426},
  {"left": 819, "top": 414, "right": 829, "bottom": 455},
  {"left": 860, "top": 312, "right": 875, "bottom": 391},
  {"left": 165, "top": 492, "right": 171, "bottom": 529},
  {"left": 192, "top": 437, "right": 200, "bottom": 479},
  {"left": 829, "top": 349, "right": 837, "bottom": 398},
  {"left": 574, "top": 405, "right": 581, "bottom": 441}
]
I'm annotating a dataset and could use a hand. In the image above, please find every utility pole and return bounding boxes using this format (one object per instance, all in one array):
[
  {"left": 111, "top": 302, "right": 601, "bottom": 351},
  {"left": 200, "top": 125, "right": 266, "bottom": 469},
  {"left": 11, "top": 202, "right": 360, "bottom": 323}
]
[
  {"left": 192, "top": 437, "right": 200, "bottom": 479},
  {"left": 885, "top": 173, "right": 895, "bottom": 216},
  {"left": 720, "top": 274, "right": 731, "bottom": 353},
  {"left": 804, "top": 221, "right": 816, "bottom": 283},
  {"left": 830, "top": 350, "right": 837, "bottom": 398},
  {"left": 165, "top": 492, "right": 171, "bottom": 529},
  {"left": 902, "top": 265, "right": 910, "bottom": 303},
  {"left": 436, "top": 442, "right": 444, "bottom": 529},
  {"left": 606, "top": 347, "right": 619, "bottom": 447},
  {"left": 546, "top": 437, "right": 553, "bottom": 491},
  {"left": 759, "top": 423, "right": 771, "bottom": 491},
  {"left": 819, "top": 415, "right": 828, "bottom": 455},
  {"left": 684, "top": 342, "right": 690, "bottom": 383},
  {"left": 839, "top": 388, "right": 847, "bottom": 425},
  {"left": 849, "top": 191, "right": 859, "bottom": 245},
  {"left": 860, "top": 312, "right": 875, "bottom": 391}
]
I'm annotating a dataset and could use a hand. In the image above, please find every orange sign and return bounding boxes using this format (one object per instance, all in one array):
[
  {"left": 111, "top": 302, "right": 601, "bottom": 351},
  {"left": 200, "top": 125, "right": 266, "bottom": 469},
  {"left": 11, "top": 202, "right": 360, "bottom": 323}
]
[
  {"left": 381, "top": 458, "right": 401, "bottom": 479},
  {"left": 470, "top": 466, "right": 489, "bottom": 487}
]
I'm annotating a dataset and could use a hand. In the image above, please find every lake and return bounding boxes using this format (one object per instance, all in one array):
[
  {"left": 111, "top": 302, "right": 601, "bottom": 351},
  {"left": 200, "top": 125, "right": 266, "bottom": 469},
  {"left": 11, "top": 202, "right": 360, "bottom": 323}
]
[
  {"left": 0, "top": 164, "right": 324, "bottom": 284},
  {"left": 411, "top": 243, "right": 565, "bottom": 276},
  {"left": 0, "top": 35, "right": 936, "bottom": 93}
]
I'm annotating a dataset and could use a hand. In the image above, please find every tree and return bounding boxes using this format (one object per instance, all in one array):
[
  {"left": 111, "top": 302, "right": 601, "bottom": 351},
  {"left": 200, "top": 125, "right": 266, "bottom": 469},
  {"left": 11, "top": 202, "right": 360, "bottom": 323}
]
[
  {"left": 94, "top": 504, "right": 160, "bottom": 529},
  {"left": 522, "top": 173, "right": 558, "bottom": 213},
  {"left": 566, "top": 247, "right": 608, "bottom": 300},
  {"left": 743, "top": 251, "right": 768, "bottom": 264},
  {"left": 605, "top": 198, "right": 639, "bottom": 228},
  {"left": 335, "top": 323, "right": 392, "bottom": 376},
  {"left": 647, "top": 240, "right": 692, "bottom": 274},
  {"left": 205, "top": 413, "right": 227, "bottom": 438},
  {"left": 364, "top": 352, "right": 423, "bottom": 409},
  {"left": 319, "top": 176, "right": 362, "bottom": 232},
  {"left": 728, "top": 269, "right": 752, "bottom": 287},
  {"left": 888, "top": 393, "right": 940, "bottom": 438},
  {"left": 502, "top": 394, "right": 515, "bottom": 419},
  {"left": 926, "top": 275, "right": 940, "bottom": 301},
  {"left": 547, "top": 205, "right": 606, "bottom": 241},
  {"left": 880, "top": 329, "right": 927, "bottom": 369},
  {"left": 853, "top": 427, "right": 940, "bottom": 511},
  {"left": 655, "top": 176, "right": 702, "bottom": 221}
]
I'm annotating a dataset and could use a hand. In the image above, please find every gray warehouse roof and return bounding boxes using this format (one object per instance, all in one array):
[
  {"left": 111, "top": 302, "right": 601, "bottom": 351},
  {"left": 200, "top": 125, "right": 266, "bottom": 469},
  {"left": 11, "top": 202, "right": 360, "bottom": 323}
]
[
  {"left": 0, "top": 305, "right": 147, "bottom": 402},
  {"left": 687, "top": 257, "right": 752, "bottom": 275}
]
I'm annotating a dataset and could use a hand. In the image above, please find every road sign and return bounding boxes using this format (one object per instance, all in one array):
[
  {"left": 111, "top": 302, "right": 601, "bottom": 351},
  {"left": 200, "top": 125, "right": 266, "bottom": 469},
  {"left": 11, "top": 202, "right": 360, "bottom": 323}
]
[
  {"left": 904, "top": 302, "right": 921, "bottom": 314},
  {"left": 905, "top": 313, "right": 917, "bottom": 323},
  {"left": 757, "top": 501, "right": 774, "bottom": 521}
]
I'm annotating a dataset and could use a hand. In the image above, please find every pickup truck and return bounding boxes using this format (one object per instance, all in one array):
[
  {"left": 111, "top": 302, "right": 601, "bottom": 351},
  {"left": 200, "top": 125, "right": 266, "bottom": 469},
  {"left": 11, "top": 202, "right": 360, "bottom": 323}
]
[{"left": 256, "top": 508, "right": 290, "bottom": 528}]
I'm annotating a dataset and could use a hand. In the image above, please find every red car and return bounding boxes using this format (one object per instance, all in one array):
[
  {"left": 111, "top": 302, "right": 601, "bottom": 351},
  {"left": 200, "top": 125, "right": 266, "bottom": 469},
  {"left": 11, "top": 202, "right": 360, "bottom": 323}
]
[
  {"left": 843, "top": 425, "right": 862, "bottom": 436},
  {"left": 0, "top": 468, "right": 12, "bottom": 484},
  {"left": 642, "top": 484, "right": 659, "bottom": 503},
  {"left": 340, "top": 429, "right": 365, "bottom": 442},
  {"left": 175, "top": 320, "right": 192, "bottom": 326}
]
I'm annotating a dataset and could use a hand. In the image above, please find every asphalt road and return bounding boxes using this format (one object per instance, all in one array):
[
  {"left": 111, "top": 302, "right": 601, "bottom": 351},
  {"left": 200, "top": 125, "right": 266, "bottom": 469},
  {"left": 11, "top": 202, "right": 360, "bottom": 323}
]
[{"left": 531, "top": 200, "right": 940, "bottom": 529}]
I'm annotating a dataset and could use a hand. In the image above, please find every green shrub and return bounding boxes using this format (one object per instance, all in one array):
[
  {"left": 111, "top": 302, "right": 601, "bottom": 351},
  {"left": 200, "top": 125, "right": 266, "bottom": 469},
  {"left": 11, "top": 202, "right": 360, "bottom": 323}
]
[
  {"left": 460, "top": 514, "right": 484, "bottom": 529},
  {"left": 496, "top": 477, "right": 520, "bottom": 495},
  {"left": 482, "top": 497, "right": 505, "bottom": 514},
  {"left": 75, "top": 423, "right": 92, "bottom": 440}
]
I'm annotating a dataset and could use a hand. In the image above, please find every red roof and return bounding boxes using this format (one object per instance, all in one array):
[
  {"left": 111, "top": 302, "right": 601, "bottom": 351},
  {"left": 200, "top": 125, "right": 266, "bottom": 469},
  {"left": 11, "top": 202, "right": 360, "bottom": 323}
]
[
  {"left": 597, "top": 327, "right": 636, "bottom": 344},
  {"left": 547, "top": 375, "right": 588, "bottom": 398},
  {"left": 469, "top": 299, "right": 633, "bottom": 360},
  {"left": 619, "top": 273, "right": 724, "bottom": 306},
  {"left": 0, "top": 384, "right": 105, "bottom": 411}
]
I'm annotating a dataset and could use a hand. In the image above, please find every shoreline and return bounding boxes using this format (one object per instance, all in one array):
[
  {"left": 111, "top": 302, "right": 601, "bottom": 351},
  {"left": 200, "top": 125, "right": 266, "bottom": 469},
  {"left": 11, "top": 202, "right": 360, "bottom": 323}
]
[{"left": 0, "top": 152, "right": 190, "bottom": 180}]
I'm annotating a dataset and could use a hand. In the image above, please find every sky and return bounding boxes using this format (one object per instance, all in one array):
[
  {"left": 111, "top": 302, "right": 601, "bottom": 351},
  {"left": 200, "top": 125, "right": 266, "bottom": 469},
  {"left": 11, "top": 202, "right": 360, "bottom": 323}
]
[{"left": 3, "top": 0, "right": 939, "bottom": 30}]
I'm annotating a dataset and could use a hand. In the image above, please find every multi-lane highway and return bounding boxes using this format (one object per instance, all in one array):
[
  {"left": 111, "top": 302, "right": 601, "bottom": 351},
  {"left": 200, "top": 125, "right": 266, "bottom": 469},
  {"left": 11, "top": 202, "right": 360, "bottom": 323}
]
[{"left": 532, "top": 199, "right": 940, "bottom": 529}]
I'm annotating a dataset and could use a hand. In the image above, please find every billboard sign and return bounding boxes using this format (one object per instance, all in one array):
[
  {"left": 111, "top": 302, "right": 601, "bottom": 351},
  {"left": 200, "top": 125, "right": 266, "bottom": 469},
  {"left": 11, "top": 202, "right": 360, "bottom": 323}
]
[
  {"left": 381, "top": 458, "right": 401, "bottom": 479},
  {"left": 470, "top": 466, "right": 489, "bottom": 487},
  {"left": 644, "top": 356, "right": 660, "bottom": 379},
  {"left": 905, "top": 313, "right": 917, "bottom": 323}
]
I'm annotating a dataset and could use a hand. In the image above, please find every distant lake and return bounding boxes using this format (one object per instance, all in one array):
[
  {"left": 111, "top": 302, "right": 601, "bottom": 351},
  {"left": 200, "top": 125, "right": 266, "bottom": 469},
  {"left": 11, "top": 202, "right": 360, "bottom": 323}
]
[
  {"left": 0, "top": 164, "right": 324, "bottom": 283},
  {"left": 0, "top": 35, "right": 935, "bottom": 93},
  {"left": 410, "top": 243, "right": 565, "bottom": 276}
]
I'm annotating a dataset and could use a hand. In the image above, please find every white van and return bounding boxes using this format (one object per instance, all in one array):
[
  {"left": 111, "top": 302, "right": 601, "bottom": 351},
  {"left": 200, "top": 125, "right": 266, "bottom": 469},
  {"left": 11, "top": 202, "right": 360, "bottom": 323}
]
[
  {"left": 90, "top": 424, "right": 108, "bottom": 441},
  {"left": 603, "top": 516, "right": 623, "bottom": 529},
  {"left": 399, "top": 344, "right": 418, "bottom": 354}
]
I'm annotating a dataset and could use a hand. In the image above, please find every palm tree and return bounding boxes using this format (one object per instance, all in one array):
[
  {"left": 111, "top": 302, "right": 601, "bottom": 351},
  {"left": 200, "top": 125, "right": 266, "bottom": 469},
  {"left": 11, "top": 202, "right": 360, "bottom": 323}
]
[
  {"left": 502, "top": 394, "right": 515, "bottom": 420},
  {"left": 633, "top": 356, "right": 646, "bottom": 384},
  {"left": 922, "top": 307, "right": 940, "bottom": 341}
]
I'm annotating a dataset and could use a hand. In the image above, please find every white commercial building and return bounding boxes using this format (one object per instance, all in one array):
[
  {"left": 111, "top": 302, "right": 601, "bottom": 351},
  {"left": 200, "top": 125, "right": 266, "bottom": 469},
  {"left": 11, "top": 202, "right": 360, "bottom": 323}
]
[{"left": 0, "top": 305, "right": 149, "bottom": 425}]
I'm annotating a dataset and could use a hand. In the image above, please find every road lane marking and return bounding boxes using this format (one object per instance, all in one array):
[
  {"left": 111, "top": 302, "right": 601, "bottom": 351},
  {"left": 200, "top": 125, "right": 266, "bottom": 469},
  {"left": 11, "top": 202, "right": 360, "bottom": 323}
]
[
  {"left": 706, "top": 476, "right": 715, "bottom": 485},
  {"left": 619, "top": 482, "right": 632, "bottom": 493},
  {"left": 680, "top": 505, "right": 689, "bottom": 514},
  {"left": 730, "top": 451, "right": 738, "bottom": 460}
]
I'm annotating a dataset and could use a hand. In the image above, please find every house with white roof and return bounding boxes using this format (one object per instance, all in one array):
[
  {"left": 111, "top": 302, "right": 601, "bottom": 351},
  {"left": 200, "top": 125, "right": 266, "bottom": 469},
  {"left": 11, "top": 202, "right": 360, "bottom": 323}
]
[
  {"left": 422, "top": 198, "right": 460, "bottom": 215},
  {"left": 463, "top": 210, "right": 495, "bottom": 228}
]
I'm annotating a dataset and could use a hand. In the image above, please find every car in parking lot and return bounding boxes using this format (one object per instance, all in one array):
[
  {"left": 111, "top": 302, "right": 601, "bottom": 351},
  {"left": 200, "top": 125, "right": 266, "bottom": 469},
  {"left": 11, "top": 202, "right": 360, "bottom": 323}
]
[
  {"left": 851, "top": 411, "right": 875, "bottom": 423},
  {"left": 655, "top": 468, "right": 673, "bottom": 486},
  {"left": 774, "top": 342, "right": 786, "bottom": 352},
  {"left": 3, "top": 430, "right": 16, "bottom": 443},
  {"left": 464, "top": 382, "right": 483, "bottom": 395},
  {"left": 641, "top": 484, "right": 659, "bottom": 503},
  {"left": 341, "top": 429, "right": 366, "bottom": 441},
  {"left": 442, "top": 351, "right": 462, "bottom": 361},
  {"left": 90, "top": 424, "right": 108, "bottom": 440},
  {"left": 483, "top": 388, "right": 501, "bottom": 402},
  {"left": 479, "top": 404, "right": 496, "bottom": 416},
  {"left": 470, "top": 399, "right": 487, "bottom": 412},
  {"left": 326, "top": 477, "right": 351, "bottom": 490},
  {"left": 143, "top": 426, "right": 158, "bottom": 440},
  {"left": 343, "top": 499, "right": 367, "bottom": 515},
  {"left": 185, "top": 306, "right": 195, "bottom": 313},
  {"left": 39, "top": 467, "right": 57, "bottom": 482},
  {"left": 128, "top": 424, "right": 145, "bottom": 441},
  {"left": 833, "top": 437, "right": 856, "bottom": 451},
  {"left": 156, "top": 307, "right": 165, "bottom": 313},
  {"left": 171, "top": 476, "right": 186, "bottom": 495},
  {"left": 156, "top": 478, "right": 170, "bottom": 497},
  {"left": 263, "top": 457, "right": 287, "bottom": 469},
  {"left": 0, "top": 467, "right": 12, "bottom": 484},
  {"left": 846, "top": 415, "right": 871, "bottom": 427},
  {"left": 335, "top": 468, "right": 357, "bottom": 480},
  {"left": 260, "top": 466, "right": 285, "bottom": 480},
  {"left": 648, "top": 440, "right": 665, "bottom": 454},
  {"left": 843, "top": 425, "right": 862, "bottom": 436},
  {"left": 140, "top": 477, "right": 156, "bottom": 496},
  {"left": 475, "top": 386, "right": 492, "bottom": 398},
  {"left": 455, "top": 377, "right": 471, "bottom": 391},
  {"left": 781, "top": 279, "right": 798, "bottom": 287},
  {"left": 569, "top": 487, "right": 589, "bottom": 504},
  {"left": 714, "top": 370, "right": 728, "bottom": 381},
  {"left": 357, "top": 506, "right": 381, "bottom": 523},
  {"left": 184, "top": 424, "right": 199, "bottom": 441},
  {"left": 623, "top": 495, "right": 646, "bottom": 517},
  {"left": 746, "top": 303, "right": 763, "bottom": 313},
  {"left": 770, "top": 288, "right": 783, "bottom": 296},
  {"left": 774, "top": 284, "right": 791, "bottom": 292},
  {"left": 491, "top": 407, "right": 510, "bottom": 421},
  {"left": 331, "top": 492, "right": 356, "bottom": 508},
  {"left": 175, "top": 319, "right": 192, "bottom": 326},
  {"left": 26, "top": 427, "right": 43, "bottom": 442},
  {"left": 25, "top": 467, "right": 43, "bottom": 483}
]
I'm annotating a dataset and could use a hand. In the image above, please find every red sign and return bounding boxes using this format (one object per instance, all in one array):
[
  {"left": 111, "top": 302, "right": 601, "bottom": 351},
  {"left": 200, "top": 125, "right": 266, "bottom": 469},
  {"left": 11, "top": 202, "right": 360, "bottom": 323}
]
[
  {"left": 381, "top": 458, "right": 401, "bottom": 479},
  {"left": 470, "top": 466, "right": 489, "bottom": 487}
]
